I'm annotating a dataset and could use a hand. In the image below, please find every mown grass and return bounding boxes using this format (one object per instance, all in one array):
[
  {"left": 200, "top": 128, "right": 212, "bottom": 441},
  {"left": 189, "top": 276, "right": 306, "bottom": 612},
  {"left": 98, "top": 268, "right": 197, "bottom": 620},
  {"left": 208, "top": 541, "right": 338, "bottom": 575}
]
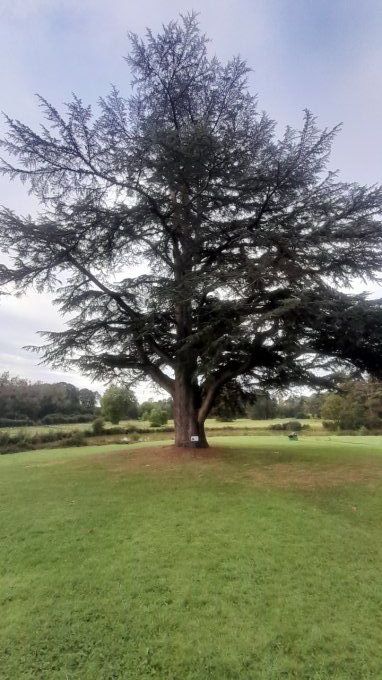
[{"left": 1, "top": 436, "right": 382, "bottom": 679}]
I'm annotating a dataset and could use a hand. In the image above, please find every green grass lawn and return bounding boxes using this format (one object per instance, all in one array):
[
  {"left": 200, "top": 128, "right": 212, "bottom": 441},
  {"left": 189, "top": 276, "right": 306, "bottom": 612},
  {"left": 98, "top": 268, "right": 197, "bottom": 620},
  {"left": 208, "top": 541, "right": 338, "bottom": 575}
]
[{"left": 1, "top": 436, "right": 382, "bottom": 678}]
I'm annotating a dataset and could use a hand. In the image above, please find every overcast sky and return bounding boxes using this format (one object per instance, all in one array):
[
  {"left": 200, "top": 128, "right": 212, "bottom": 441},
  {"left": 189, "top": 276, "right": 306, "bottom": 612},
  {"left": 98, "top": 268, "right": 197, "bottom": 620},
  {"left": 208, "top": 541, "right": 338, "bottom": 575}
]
[{"left": 0, "top": 0, "right": 381, "bottom": 396}]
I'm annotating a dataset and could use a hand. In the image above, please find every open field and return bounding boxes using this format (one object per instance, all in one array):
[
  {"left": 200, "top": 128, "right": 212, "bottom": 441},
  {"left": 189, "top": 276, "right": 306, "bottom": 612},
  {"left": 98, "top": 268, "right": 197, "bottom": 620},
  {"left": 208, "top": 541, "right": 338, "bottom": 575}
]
[
  {"left": 1, "top": 435, "right": 382, "bottom": 678},
  {"left": 0, "top": 416, "right": 323, "bottom": 437}
]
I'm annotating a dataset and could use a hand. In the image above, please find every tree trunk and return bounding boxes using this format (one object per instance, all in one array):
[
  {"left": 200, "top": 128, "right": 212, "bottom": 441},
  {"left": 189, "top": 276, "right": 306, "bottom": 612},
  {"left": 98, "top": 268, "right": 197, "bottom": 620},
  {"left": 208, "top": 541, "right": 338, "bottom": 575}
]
[
  {"left": 173, "top": 368, "right": 208, "bottom": 448},
  {"left": 172, "top": 234, "right": 209, "bottom": 447}
]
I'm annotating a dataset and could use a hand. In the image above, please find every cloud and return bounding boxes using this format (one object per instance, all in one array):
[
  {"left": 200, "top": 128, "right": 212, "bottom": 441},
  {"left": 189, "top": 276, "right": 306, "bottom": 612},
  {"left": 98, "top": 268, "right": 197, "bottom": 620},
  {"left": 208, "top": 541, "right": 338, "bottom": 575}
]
[{"left": 0, "top": 293, "right": 98, "bottom": 388}]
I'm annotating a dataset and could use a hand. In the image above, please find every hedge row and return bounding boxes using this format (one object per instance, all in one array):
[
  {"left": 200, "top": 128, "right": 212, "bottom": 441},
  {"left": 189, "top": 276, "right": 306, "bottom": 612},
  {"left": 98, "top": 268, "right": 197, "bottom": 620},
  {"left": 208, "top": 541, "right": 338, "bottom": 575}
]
[
  {"left": 0, "top": 422, "right": 175, "bottom": 454},
  {"left": 0, "top": 429, "right": 87, "bottom": 454},
  {"left": 105, "top": 425, "right": 174, "bottom": 435},
  {"left": 268, "top": 420, "right": 311, "bottom": 432},
  {"left": 0, "top": 418, "right": 34, "bottom": 428},
  {"left": 0, "top": 413, "right": 96, "bottom": 428},
  {"left": 40, "top": 413, "right": 95, "bottom": 425}
]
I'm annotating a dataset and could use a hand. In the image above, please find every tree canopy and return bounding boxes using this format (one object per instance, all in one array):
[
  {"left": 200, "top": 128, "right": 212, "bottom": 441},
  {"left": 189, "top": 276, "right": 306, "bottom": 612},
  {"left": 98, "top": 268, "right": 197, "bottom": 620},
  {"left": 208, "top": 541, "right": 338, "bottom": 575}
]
[
  {"left": 1, "top": 13, "right": 382, "bottom": 447},
  {"left": 321, "top": 380, "right": 382, "bottom": 430},
  {"left": 101, "top": 385, "right": 139, "bottom": 424},
  {"left": 0, "top": 372, "right": 98, "bottom": 424}
]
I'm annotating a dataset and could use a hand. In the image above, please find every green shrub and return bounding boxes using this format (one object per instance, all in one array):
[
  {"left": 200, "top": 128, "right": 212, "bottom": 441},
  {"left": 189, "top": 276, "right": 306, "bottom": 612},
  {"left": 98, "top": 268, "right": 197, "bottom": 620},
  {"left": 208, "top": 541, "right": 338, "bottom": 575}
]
[
  {"left": 40, "top": 413, "right": 94, "bottom": 425},
  {"left": 92, "top": 417, "right": 105, "bottom": 435},
  {"left": 286, "top": 420, "right": 303, "bottom": 431},
  {"left": 0, "top": 418, "right": 33, "bottom": 428},
  {"left": 0, "top": 426, "right": 90, "bottom": 454},
  {"left": 149, "top": 408, "right": 168, "bottom": 427},
  {"left": 29, "top": 430, "right": 66, "bottom": 444},
  {"left": 268, "top": 420, "right": 304, "bottom": 432},
  {"left": 64, "top": 431, "right": 87, "bottom": 447},
  {"left": 0, "top": 431, "right": 12, "bottom": 448},
  {"left": 0, "top": 430, "right": 31, "bottom": 453},
  {"left": 107, "top": 426, "right": 128, "bottom": 435},
  {"left": 322, "top": 420, "right": 337, "bottom": 431}
]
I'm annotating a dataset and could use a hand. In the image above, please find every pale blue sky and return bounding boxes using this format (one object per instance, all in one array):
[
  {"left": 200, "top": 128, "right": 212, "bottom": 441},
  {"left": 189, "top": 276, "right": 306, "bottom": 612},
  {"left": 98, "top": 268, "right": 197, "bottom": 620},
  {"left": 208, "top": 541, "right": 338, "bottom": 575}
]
[{"left": 0, "top": 0, "right": 381, "bottom": 393}]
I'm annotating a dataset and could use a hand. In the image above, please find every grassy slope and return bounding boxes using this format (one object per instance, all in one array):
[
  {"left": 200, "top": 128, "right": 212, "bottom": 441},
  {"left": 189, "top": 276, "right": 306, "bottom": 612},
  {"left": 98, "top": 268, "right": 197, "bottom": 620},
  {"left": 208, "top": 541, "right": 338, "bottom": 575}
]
[{"left": 1, "top": 436, "right": 382, "bottom": 679}]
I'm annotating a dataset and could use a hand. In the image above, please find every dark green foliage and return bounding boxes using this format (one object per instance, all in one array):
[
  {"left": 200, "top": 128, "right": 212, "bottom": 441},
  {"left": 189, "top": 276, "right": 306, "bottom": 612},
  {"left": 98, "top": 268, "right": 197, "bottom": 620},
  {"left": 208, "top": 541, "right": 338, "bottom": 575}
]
[
  {"left": 321, "top": 380, "right": 382, "bottom": 430},
  {"left": 64, "top": 431, "right": 87, "bottom": 447},
  {"left": 322, "top": 420, "right": 338, "bottom": 431},
  {"left": 211, "top": 381, "right": 248, "bottom": 421},
  {"left": 268, "top": 423, "right": 285, "bottom": 431},
  {"left": 286, "top": 420, "right": 305, "bottom": 431},
  {"left": 246, "top": 393, "right": 277, "bottom": 420},
  {"left": 253, "top": 392, "right": 325, "bottom": 420},
  {"left": 40, "top": 412, "right": 94, "bottom": 425},
  {"left": 321, "top": 393, "right": 343, "bottom": 422},
  {"left": 149, "top": 408, "right": 168, "bottom": 427},
  {"left": 0, "top": 372, "right": 97, "bottom": 421},
  {"left": 92, "top": 417, "right": 105, "bottom": 435},
  {"left": 307, "top": 392, "right": 326, "bottom": 418},
  {"left": 275, "top": 396, "right": 311, "bottom": 419},
  {"left": 268, "top": 420, "right": 310, "bottom": 431},
  {"left": 138, "top": 399, "right": 173, "bottom": 420},
  {"left": 1, "top": 15, "right": 382, "bottom": 446},
  {"left": 247, "top": 392, "right": 324, "bottom": 421},
  {"left": 101, "top": 385, "right": 139, "bottom": 424},
  {"left": 0, "top": 412, "right": 94, "bottom": 427},
  {"left": 215, "top": 414, "right": 236, "bottom": 423},
  {"left": 78, "top": 388, "right": 98, "bottom": 411},
  {"left": 107, "top": 425, "right": 173, "bottom": 435},
  {"left": 0, "top": 431, "right": 11, "bottom": 448},
  {"left": 0, "top": 417, "right": 33, "bottom": 428}
]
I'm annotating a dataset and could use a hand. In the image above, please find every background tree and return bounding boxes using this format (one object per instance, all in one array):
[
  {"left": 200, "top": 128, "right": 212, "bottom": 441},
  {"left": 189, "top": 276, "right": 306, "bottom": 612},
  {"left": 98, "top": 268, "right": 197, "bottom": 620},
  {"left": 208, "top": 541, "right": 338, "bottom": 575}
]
[
  {"left": 246, "top": 393, "right": 277, "bottom": 420},
  {"left": 275, "top": 395, "right": 310, "bottom": 419},
  {"left": 363, "top": 381, "right": 382, "bottom": 429},
  {"left": 338, "top": 393, "right": 365, "bottom": 430},
  {"left": 321, "top": 393, "right": 343, "bottom": 423},
  {"left": 1, "top": 14, "right": 382, "bottom": 447},
  {"left": 0, "top": 372, "right": 97, "bottom": 424},
  {"left": 148, "top": 408, "right": 168, "bottom": 427},
  {"left": 211, "top": 381, "right": 248, "bottom": 421},
  {"left": 307, "top": 392, "right": 325, "bottom": 418},
  {"left": 138, "top": 398, "right": 173, "bottom": 421},
  {"left": 321, "top": 380, "right": 382, "bottom": 430},
  {"left": 79, "top": 388, "right": 98, "bottom": 412},
  {"left": 101, "top": 385, "right": 139, "bottom": 424}
]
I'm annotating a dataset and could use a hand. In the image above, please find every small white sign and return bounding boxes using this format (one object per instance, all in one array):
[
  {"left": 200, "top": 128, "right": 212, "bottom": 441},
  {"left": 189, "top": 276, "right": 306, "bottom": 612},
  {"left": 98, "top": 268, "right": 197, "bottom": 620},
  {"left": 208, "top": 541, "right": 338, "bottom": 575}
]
[{"left": 190, "top": 435, "right": 199, "bottom": 442}]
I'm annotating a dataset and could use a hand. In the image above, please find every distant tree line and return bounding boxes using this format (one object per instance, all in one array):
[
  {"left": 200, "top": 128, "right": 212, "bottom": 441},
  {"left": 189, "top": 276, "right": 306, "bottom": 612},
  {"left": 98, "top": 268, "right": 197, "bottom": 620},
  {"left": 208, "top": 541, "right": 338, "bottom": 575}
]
[
  {"left": 139, "top": 399, "right": 173, "bottom": 426},
  {"left": 98, "top": 380, "right": 382, "bottom": 430},
  {"left": 0, "top": 372, "right": 98, "bottom": 426},
  {"left": 320, "top": 380, "right": 382, "bottom": 431},
  {"left": 99, "top": 385, "right": 172, "bottom": 426},
  {"left": 211, "top": 378, "right": 382, "bottom": 432},
  {"left": 246, "top": 393, "right": 323, "bottom": 421},
  {"left": 0, "top": 372, "right": 172, "bottom": 428},
  {"left": 211, "top": 384, "right": 324, "bottom": 422},
  {"left": 4, "top": 369, "right": 381, "bottom": 433}
]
